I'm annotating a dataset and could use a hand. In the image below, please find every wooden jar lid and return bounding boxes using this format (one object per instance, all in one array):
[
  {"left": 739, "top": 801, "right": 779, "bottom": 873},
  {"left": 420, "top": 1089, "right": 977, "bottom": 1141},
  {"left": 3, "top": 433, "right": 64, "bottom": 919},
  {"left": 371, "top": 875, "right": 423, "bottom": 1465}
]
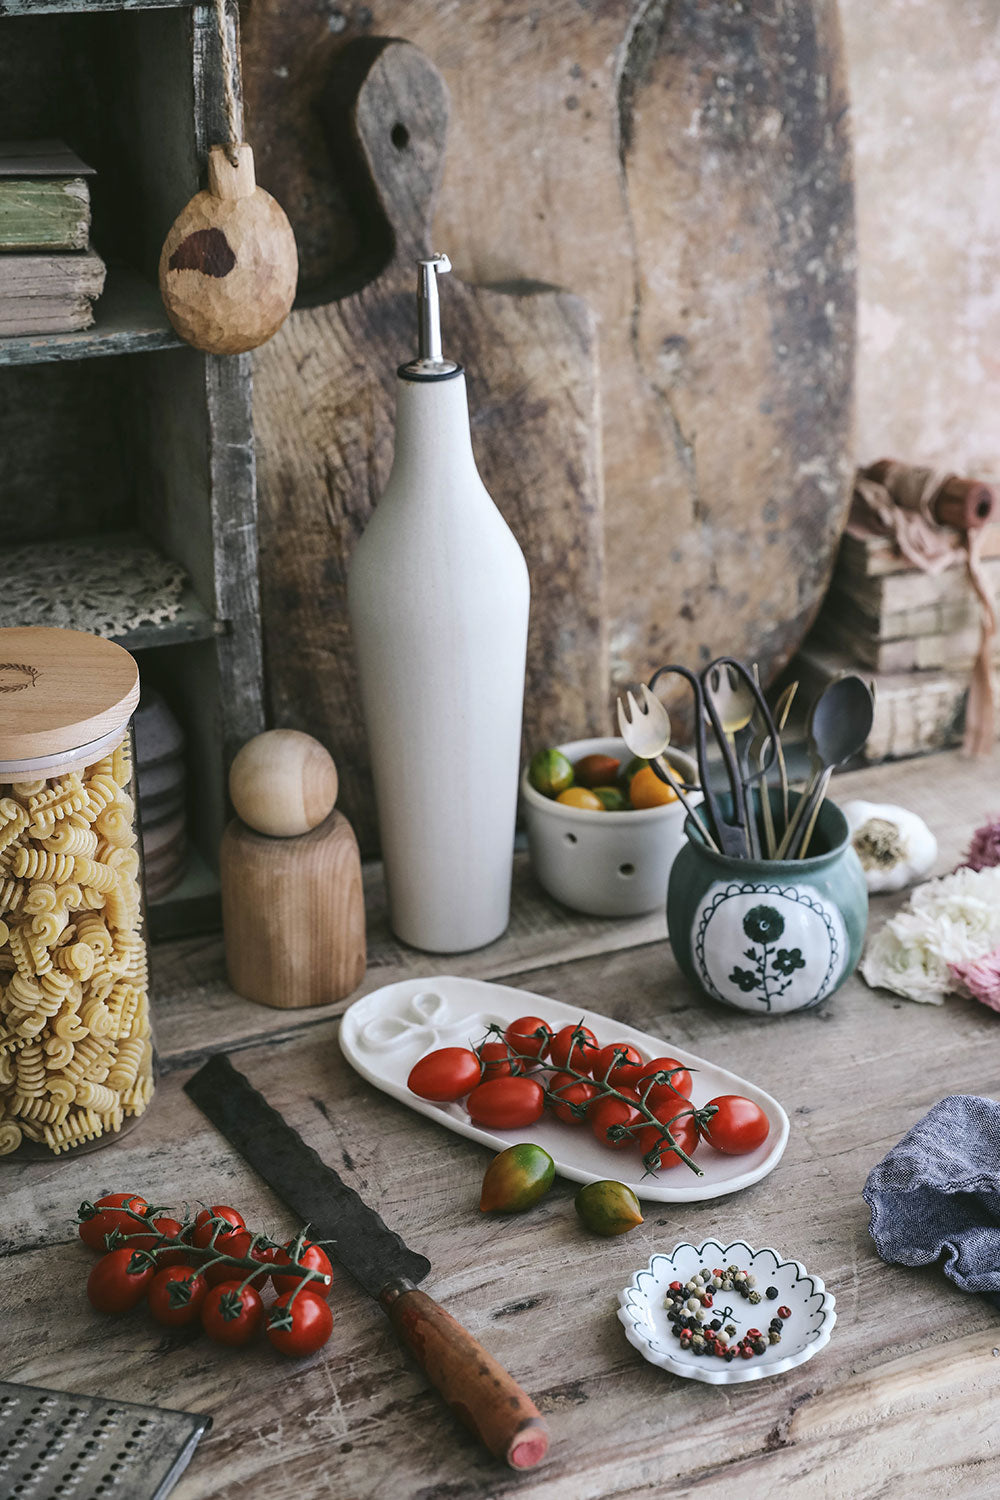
[{"left": 0, "top": 627, "right": 140, "bottom": 764}]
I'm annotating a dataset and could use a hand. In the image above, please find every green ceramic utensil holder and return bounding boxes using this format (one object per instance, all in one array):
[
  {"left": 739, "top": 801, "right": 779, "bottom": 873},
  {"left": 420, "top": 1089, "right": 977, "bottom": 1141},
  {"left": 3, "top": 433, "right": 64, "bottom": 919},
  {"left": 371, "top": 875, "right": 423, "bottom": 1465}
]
[{"left": 667, "top": 792, "right": 868, "bottom": 1014}]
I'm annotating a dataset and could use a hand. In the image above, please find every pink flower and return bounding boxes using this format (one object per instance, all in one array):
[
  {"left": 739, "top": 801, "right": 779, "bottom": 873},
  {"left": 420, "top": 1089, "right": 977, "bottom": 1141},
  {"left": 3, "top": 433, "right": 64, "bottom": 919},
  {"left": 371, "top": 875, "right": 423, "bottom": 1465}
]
[
  {"left": 960, "top": 818, "right": 1000, "bottom": 873},
  {"left": 950, "top": 947, "right": 1000, "bottom": 1012}
]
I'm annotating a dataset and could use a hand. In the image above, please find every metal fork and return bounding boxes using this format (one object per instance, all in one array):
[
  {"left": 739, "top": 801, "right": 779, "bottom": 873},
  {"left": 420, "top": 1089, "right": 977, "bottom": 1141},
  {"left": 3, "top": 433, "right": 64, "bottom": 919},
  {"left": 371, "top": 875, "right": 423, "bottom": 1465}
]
[{"left": 616, "top": 685, "right": 719, "bottom": 852}]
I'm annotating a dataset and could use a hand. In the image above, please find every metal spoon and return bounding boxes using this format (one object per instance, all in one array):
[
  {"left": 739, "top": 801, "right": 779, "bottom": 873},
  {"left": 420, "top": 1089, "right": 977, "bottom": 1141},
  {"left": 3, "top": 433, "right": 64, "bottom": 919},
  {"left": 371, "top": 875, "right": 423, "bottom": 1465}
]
[{"left": 777, "top": 676, "right": 875, "bottom": 859}]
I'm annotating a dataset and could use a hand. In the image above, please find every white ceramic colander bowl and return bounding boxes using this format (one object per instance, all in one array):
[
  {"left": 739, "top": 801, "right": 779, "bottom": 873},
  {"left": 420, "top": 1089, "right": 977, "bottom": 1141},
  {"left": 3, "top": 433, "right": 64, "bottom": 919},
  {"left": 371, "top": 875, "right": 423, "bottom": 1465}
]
[{"left": 520, "top": 735, "right": 700, "bottom": 917}]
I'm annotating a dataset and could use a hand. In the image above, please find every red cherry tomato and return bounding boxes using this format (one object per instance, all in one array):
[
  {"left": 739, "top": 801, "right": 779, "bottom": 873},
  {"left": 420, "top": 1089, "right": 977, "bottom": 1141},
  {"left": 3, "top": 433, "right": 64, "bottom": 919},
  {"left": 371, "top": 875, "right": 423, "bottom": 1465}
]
[
  {"left": 478, "top": 1040, "right": 518, "bottom": 1082},
  {"left": 127, "top": 1214, "right": 185, "bottom": 1258},
  {"left": 588, "top": 1092, "right": 643, "bottom": 1150},
  {"left": 87, "top": 1248, "right": 155, "bottom": 1314},
  {"left": 546, "top": 1023, "right": 599, "bottom": 1073},
  {"left": 271, "top": 1239, "right": 334, "bottom": 1300},
  {"left": 407, "top": 1047, "right": 482, "bottom": 1102},
  {"left": 466, "top": 1076, "right": 545, "bottom": 1129},
  {"left": 700, "top": 1095, "right": 770, "bottom": 1155},
  {"left": 637, "top": 1109, "right": 700, "bottom": 1170},
  {"left": 503, "top": 1016, "right": 553, "bottom": 1061},
  {"left": 266, "top": 1290, "right": 334, "bottom": 1359},
  {"left": 200, "top": 1282, "right": 264, "bottom": 1346},
  {"left": 631, "top": 1057, "right": 694, "bottom": 1105},
  {"left": 192, "top": 1205, "right": 246, "bottom": 1251},
  {"left": 78, "top": 1193, "right": 149, "bottom": 1253},
  {"left": 146, "top": 1265, "right": 207, "bottom": 1327},
  {"left": 546, "top": 1071, "right": 598, "bottom": 1124},
  {"left": 588, "top": 1042, "right": 644, "bottom": 1086}
]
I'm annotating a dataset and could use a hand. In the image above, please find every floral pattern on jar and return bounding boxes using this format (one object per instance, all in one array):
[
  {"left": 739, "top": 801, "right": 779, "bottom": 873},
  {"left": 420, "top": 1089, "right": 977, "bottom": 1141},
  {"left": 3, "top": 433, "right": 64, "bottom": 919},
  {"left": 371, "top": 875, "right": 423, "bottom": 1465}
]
[{"left": 691, "top": 882, "right": 847, "bottom": 1013}]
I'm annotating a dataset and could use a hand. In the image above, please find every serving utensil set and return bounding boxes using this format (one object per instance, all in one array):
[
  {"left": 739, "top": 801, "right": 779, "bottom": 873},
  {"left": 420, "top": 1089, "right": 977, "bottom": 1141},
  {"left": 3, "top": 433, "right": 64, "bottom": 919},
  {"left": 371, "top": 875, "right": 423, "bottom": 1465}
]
[{"left": 617, "top": 660, "right": 874, "bottom": 862}]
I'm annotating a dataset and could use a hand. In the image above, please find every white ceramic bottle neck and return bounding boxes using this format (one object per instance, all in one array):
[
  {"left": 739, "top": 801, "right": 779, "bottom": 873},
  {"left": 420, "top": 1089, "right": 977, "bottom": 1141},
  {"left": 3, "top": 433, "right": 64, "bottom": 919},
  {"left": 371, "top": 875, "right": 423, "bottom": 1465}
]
[{"left": 388, "top": 371, "right": 481, "bottom": 495}]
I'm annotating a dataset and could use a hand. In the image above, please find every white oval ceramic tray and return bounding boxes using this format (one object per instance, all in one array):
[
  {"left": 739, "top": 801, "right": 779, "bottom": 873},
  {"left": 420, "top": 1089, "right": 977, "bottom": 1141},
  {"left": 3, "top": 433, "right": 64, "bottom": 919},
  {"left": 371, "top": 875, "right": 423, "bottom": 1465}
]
[
  {"left": 618, "top": 1239, "right": 836, "bottom": 1383},
  {"left": 339, "top": 976, "right": 789, "bottom": 1203}
]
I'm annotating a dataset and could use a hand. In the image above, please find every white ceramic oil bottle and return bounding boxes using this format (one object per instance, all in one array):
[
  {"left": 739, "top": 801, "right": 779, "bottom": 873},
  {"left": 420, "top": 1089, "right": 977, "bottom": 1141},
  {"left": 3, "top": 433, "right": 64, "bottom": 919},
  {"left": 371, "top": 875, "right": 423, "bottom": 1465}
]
[{"left": 348, "top": 254, "right": 530, "bottom": 952}]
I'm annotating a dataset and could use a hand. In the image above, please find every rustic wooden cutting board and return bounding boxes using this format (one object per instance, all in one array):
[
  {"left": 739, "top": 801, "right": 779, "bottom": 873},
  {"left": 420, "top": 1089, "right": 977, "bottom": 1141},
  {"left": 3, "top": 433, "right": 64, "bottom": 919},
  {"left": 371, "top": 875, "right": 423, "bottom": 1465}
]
[
  {"left": 245, "top": 1, "right": 855, "bottom": 740},
  {"left": 253, "top": 39, "right": 606, "bottom": 856}
]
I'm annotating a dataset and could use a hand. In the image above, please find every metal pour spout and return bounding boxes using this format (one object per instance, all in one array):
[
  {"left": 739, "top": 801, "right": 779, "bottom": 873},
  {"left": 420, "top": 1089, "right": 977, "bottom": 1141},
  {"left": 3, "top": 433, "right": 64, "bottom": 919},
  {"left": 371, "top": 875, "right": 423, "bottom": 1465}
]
[{"left": 400, "top": 253, "right": 460, "bottom": 378}]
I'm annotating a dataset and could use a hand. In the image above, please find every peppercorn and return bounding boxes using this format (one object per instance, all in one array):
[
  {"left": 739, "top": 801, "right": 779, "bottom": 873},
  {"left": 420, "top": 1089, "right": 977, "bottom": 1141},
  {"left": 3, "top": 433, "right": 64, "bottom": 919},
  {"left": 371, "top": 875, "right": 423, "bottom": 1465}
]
[
  {"left": 725, "top": 1324, "right": 736, "bottom": 1337},
  {"left": 746, "top": 1328, "right": 761, "bottom": 1339},
  {"left": 748, "top": 1290, "right": 762, "bottom": 1305},
  {"left": 709, "top": 1319, "right": 722, "bottom": 1331},
  {"left": 739, "top": 1346, "right": 754, "bottom": 1360},
  {"left": 721, "top": 1278, "right": 733, "bottom": 1291},
  {"left": 768, "top": 1331, "right": 781, "bottom": 1346},
  {"left": 769, "top": 1318, "right": 783, "bottom": 1330},
  {"left": 725, "top": 1348, "right": 736, "bottom": 1362},
  {"left": 765, "top": 1286, "right": 779, "bottom": 1300},
  {"left": 669, "top": 1280, "right": 683, "bottom": 1291},
  {"left": 778, "top": 1305, "right": 791, "bottom": 1320}
]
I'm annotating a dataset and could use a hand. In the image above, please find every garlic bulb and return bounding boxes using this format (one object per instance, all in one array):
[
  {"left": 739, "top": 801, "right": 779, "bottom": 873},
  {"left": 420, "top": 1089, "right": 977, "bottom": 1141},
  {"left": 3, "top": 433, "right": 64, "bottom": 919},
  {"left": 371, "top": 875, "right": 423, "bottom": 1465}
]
[{"left": 842, "top": 800, "right": 937, "bottom": 893}]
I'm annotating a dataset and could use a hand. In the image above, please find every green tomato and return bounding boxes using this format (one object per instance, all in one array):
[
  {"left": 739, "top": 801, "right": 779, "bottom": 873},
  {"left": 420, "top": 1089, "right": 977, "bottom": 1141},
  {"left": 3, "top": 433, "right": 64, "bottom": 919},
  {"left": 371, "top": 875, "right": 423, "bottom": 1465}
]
[
  {"left": 528, "top": 748, "right": 574, "bottom": 798},
  {"left": 574, "top": 1179, "right": 644, "bottom": 1236},
  {"left": 480, "top": 1143, "right": 556, "bottom": 1213},
  {"left": 593, "top": 785, "right": 629, "bottom": 811}
]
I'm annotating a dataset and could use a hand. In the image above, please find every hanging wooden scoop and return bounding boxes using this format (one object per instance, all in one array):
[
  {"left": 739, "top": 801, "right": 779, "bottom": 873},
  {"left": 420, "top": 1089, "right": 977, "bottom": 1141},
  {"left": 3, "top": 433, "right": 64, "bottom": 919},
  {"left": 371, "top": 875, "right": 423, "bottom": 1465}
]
[{"left": 159, "top": 143, "right": 297, "bottom": 354}]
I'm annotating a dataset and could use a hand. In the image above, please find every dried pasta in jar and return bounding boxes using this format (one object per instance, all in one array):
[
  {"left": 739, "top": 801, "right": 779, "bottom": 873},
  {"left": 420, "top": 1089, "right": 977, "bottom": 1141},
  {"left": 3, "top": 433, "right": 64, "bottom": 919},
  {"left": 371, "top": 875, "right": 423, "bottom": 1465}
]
[{"left": 0, "top": 627, "right": 151, "bottom": 1158}]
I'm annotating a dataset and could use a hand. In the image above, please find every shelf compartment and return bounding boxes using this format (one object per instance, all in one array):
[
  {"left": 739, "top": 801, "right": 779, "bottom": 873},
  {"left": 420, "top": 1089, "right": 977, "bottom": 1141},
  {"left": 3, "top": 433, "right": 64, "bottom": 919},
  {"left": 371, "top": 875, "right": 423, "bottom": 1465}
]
[
  {"left": 0, "top": 530, "right": 218, "bottom": 650},
  {"left": 0, "top": 266, "right": 181, "bottom": 367}
]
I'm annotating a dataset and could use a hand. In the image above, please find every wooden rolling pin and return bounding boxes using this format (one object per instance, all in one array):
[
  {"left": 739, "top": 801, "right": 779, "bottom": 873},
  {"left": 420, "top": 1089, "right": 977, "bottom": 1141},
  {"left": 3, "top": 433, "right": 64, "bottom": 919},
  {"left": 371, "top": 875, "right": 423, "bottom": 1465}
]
[{"left": 864, "top": 459, "right": 997, "bottom": 531}]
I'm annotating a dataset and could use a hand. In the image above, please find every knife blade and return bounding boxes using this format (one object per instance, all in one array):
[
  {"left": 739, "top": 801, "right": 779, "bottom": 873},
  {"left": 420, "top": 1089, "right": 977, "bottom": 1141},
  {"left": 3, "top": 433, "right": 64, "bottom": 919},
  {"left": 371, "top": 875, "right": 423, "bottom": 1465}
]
[{"left": 184, "top": 1054, "right": 549, "bottom": 1470}]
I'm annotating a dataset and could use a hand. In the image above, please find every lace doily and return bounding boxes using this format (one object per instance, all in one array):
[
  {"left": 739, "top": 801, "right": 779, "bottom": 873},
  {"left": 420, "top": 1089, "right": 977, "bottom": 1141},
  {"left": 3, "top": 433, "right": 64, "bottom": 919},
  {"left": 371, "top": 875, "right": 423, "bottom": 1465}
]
[{"left": 0, "top": 533, "right": 188, "bottom": 639}]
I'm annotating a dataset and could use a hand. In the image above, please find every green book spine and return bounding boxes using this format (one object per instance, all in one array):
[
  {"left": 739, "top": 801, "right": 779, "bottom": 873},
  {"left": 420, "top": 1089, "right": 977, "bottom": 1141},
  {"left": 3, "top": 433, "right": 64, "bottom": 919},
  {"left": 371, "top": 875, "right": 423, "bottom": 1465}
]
[{"left": 0, "top": 177, "right": 90, "bottom": 251}]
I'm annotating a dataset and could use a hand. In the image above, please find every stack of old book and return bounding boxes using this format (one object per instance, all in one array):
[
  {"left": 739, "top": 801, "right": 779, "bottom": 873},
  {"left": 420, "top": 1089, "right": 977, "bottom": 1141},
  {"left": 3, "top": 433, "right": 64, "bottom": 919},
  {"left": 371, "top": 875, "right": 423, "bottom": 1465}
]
[
  {"left": 796, "top": 510, "right": 1000, "bottom": 761},
  {"left": 0, "top": 140, "right": 106, "bottom": 335}
]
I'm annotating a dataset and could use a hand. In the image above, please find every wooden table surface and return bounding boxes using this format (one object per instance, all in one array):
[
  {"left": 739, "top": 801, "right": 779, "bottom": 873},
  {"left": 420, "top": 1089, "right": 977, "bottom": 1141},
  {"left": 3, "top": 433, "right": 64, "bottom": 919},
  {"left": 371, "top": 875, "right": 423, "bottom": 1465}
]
[{"left": 4, "top": 750, "right": 1000, "bottom": 1500}]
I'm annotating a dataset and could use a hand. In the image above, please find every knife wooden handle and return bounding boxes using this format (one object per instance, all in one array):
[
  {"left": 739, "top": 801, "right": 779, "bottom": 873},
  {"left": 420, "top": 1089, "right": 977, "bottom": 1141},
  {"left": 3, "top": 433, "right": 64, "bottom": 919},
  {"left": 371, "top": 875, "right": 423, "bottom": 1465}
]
[{"left": 381, "top": 1283, "right": 549, "bottom": 1469}]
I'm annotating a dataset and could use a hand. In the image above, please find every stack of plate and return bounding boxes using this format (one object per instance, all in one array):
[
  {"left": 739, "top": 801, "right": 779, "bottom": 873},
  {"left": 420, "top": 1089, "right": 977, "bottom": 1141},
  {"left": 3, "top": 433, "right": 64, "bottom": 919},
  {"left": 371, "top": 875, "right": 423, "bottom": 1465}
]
[{"left": 134, "top": 688, "right": 187, "bottom": 901}]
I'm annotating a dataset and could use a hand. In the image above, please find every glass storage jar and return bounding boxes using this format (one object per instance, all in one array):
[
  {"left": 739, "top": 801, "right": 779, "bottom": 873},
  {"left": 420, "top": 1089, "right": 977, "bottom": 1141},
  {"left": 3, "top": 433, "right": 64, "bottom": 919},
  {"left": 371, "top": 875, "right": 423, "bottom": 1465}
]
[{"left": 0, "top": 627, "right": 152, "bottom": 1158}]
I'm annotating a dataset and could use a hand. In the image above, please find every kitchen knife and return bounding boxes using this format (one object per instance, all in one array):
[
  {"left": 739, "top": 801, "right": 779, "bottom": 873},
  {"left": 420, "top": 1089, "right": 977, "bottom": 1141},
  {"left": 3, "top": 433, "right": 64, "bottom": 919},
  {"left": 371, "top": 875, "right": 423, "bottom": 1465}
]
[{"left": 184, "top": 1054, "right": 549, "bottom": 1470}]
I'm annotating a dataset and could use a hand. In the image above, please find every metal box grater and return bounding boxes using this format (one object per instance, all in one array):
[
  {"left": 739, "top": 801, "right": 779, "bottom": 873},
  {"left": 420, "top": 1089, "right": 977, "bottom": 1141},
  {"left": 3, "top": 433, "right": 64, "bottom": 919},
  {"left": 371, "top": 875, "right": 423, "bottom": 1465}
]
[{"left": 0, "top": 1382, "right": 211, "bottom": 1499}]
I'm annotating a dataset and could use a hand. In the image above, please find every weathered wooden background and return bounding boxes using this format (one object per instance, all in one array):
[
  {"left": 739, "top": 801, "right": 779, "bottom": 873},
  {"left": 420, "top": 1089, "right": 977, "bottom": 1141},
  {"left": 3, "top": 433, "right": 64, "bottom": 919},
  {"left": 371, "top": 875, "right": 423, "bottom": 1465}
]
[{"left": 243, "top": 0, "right": 856, "bottom": 777}]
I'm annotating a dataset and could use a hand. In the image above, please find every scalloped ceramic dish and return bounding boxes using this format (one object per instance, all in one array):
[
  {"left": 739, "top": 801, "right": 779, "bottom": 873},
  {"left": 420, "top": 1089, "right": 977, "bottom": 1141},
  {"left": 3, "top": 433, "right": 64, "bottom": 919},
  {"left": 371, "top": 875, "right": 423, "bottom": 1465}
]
[
  {"left": 339, "top": 976, "right": 789, "bottom": 1203},
  {"left": 618, "top": 1240, "right": 836, "bottom": 1383}
]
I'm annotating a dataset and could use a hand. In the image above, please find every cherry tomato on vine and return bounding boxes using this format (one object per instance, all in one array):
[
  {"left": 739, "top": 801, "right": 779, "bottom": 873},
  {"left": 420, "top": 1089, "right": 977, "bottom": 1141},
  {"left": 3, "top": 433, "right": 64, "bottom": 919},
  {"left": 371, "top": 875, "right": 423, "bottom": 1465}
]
[
  {"left": 266, "top": 1290, "right": 334, "bottom": 1358},
  {"left": 466, "top": 1076, "right": 545, "bottom": 1129},
  {"left": 588, "top": 1092, "right": 644, "bottom": 1151},
  {"left": 637, "top": 1109, "right": 700, "bottom": 1170},
  {"left": 546, "top": 1023, "right": 599, "bottom": 1073},
  {"left": 632, "top": 1057, "right": 693, "bottom": 1104},
  {"left": 503, "top": 1015, "right": 552, "bottom": 1061},
  {"left": 589, "top": 1042, "right": 644, "bottom": 1086},
  {"left": 87, "top": 1248, "right": 155, "bottom": 1313},
  {"left": 192, "top": 1205, "right": 246, "bottom": 1251},
  {"left": 146, "top": 1265, "right": 207, "bottom": 1328},
  {"left": 700, "top": 1095, "right": 770, "bottom": 1155},
  {"left": 78, "top": 1193, "right": 149, "bottom": 1253},
  {"left": 127, "top": 1214, "right": 185, "bottom": 1257},
  {"left": 546, "top": 1071, "right": 598, "bottom": 1124},
  {"left": 271, "top": 1239, "right": 334, "bottom": 1300},
  {"left": 407, "top": 1047, "right": 482, "bottom": 1102},
  {"left": 478, "top": 1041, "right": 519, "bottom": 1082},
  {"left": 202, "top": 1231, "right": 273, "bottom": 1288},
  {"left": 201, "top": 1282, "right": 263, "bottom": 1346}
]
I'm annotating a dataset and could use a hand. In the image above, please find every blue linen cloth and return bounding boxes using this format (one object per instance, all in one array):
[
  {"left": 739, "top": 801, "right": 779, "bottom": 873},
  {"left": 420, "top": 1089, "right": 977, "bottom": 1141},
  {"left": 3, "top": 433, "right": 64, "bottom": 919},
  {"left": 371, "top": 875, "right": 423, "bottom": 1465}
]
[{"left": 863, "top": 1094, "right": 1000, "bottom": 1299}]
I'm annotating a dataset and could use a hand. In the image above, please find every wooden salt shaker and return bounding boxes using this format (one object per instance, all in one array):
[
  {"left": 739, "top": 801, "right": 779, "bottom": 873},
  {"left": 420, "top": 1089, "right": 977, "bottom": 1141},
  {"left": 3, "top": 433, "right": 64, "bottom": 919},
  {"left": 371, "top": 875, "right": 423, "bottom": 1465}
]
[{"left": 221, "top": 730, "right": 366, "bottom": 1008}]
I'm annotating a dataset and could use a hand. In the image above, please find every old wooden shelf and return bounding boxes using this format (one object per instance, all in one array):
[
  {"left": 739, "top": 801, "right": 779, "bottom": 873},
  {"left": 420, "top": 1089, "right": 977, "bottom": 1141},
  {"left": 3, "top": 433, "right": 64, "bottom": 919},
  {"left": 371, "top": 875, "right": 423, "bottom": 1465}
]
[{"left": 0, "top": 0, "right": 266, "bottom": 936}]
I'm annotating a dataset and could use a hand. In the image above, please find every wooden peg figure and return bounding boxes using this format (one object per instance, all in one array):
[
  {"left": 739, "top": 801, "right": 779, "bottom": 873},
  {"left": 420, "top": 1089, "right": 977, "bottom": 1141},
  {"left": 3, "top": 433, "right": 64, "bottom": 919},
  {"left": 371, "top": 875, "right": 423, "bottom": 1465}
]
[{"left": 221, "top": 730, "right": 366, "bottom": 1008}]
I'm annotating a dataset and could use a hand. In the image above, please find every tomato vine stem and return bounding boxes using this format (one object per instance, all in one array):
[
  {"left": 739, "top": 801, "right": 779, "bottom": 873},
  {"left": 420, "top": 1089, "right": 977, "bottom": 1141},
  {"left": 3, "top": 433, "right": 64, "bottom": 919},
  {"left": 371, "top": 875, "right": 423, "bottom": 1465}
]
[{"left": 479, "top": 1024, "right": 717, "bottom": 1176}]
